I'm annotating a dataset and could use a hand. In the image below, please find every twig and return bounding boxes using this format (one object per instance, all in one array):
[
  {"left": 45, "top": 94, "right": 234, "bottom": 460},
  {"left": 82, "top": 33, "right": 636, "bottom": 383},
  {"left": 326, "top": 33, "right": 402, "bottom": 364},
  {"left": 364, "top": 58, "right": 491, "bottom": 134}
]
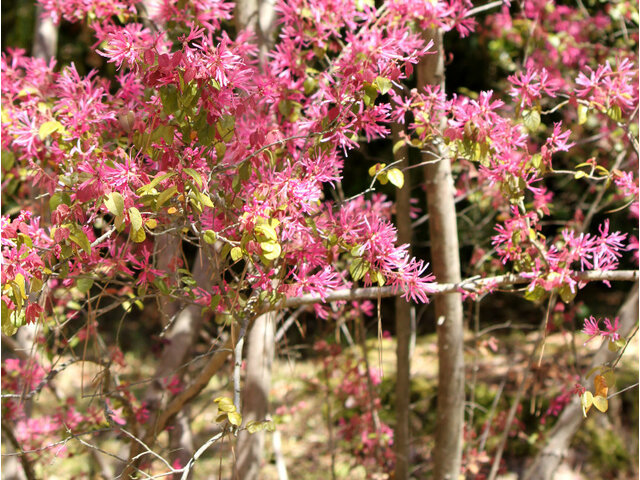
[
  {"left": 179, "top": 430, "right": 226, "bottom": 480},
  {"left": 272, "top": 429, "right": 289, "bottom": 480},
  {"left": 464, "top": 0, "right": 503, "bottom": 17}
]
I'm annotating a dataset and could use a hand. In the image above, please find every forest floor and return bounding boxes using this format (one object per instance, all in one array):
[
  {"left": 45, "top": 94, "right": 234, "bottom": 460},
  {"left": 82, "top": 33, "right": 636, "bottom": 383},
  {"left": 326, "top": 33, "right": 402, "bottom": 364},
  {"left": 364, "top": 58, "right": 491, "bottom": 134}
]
[
  {"left": 190, "top": 329, "right": 639, "bottom": 480},
  {"left": 13, "top": 329, "right": 638, "bottom": 479}
]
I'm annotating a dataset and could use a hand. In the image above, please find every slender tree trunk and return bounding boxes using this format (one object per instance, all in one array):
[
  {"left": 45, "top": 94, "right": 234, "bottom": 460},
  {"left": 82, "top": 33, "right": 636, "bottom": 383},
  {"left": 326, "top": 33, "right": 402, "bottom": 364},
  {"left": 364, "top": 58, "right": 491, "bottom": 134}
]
[
  {"left": 417, "top": 28, "right": 466, "bottom": 479},
  {"left": 33, "top": 4, "right": 58, "bottom": 60},
  {"left": 121, "top": 240, "right": 211, "bottom": 478},
  {"left": 233, "top": 2, "right": 278, "bottom": 479},
  {"left": 392, "top": 122, "right": 413, "bottom": 480},
  {"left": 235, "top": 312, "right": 276, "bottom": 479},
  {"left": 522, "top": 282, "right": 639, "bottom": 480}
]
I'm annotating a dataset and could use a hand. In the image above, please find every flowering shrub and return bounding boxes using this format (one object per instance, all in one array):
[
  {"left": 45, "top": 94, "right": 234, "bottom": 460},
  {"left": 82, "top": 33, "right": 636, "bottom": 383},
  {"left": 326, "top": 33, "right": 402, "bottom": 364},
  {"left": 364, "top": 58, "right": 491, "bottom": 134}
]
[{"left": 1, "top": 0, "right": 637, "bottom": 477}]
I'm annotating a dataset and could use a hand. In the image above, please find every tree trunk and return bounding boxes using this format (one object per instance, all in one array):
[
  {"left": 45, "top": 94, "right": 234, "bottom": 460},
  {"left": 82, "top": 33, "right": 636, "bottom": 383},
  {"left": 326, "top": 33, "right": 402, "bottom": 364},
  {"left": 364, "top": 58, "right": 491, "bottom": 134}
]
[
  {"left": 522, "top": 281, "right": 639, "bottom": 480},
  {"left": 392, "top": 121, "right": 413, "bottom": 480},
  {"left": 33, "top": 4, "right": 58, "bottom": 60},
  {"left": 234, "top": 312, "right": 276, "bottom": 479},
  {"left": 121, "top": 240, "right": 211, "bottom": 478},
  {"left": 233, "top": 2, "right": 278, "bottom": 479},
  {"left": 417, "top": 28, "right": 466, "bottom": 480}
]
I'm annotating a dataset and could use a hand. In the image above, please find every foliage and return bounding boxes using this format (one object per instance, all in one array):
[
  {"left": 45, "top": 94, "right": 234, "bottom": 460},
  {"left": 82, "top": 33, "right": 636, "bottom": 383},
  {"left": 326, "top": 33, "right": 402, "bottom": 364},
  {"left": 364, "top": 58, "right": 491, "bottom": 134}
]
[{"left": 1, "top": 0, "right": 638, "bottom": 477}]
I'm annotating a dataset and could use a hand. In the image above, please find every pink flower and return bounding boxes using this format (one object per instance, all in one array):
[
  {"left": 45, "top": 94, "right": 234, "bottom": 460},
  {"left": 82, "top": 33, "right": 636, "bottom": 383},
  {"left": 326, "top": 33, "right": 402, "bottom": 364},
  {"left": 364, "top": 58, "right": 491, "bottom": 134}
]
[{"left": 581, "top": 315, "right": 601, "bottom": 343}]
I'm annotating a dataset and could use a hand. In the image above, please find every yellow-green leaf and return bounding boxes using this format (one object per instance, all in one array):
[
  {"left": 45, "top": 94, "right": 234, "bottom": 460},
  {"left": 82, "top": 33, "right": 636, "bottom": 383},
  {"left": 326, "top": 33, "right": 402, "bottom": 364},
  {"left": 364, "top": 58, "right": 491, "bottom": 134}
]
[
  {"left": 375, "top": 76, "right": 392, "bottom": 95},
  {"left": 145, "top": 219, "right": 157, "bottom": 229},
  {"left": 203, "top": 230, "right": 217, "bottom": 244},
  {"left": 387, "top": 168, "right": 404, "bottom": 188},
  {"left": 157, "top": 186, "right": 178, "bottom": 207},
  {"left": 261, "top": 241, "right": 281, "bottom": 261},
  {"left": 76, "top": 277, "right": 94, "bottom": 294},
  {"left": 255, "top": 223, "right": 277, "bottom": 242},
  {"left": 38, "top": 120, "right": 63, "bottom": 140},
  {"left": 230, "top": 247, "right": 243, "bottom": 262},
  {"left": 592, "top": 395, "right": 608, "bottom": 413},
  {"left": 581, "top": 391, "right": 593, "bottom": 417},
  {"left": 228, "top": 411, "right": 242, "bottom": 426},
  {"left": 130, "top": 227, "right": 146, "bottom": 243},
  {"left": 522, "top": 109, "right": 541, "bottom": 132},
  {"left": 184, "top": 168, "right": 203, "bottom": 189},
  {"left": 200, "top": 193, "right": 214, "bottom": 208},
  {"left": 104, "top": 192, "right": 124, "bottom": 217},
  {"left": 128, "top": 207, "right": 143, "bottom": 232},
  {"left": 577, "top": 104, "right": 589, "bottom": 125}
]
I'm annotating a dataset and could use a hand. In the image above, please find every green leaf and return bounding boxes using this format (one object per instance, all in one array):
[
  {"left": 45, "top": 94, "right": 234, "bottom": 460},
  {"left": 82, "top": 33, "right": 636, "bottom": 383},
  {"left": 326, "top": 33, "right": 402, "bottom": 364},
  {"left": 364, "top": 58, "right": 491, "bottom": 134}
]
[
  {"left": 137, "top": 172, "right": 176, "bottom": 195},
  {"left": 522, "top": 109, "right": 541, "bottom": 132},
  {"left": 160, "top": 85, "right": 179, "bottom": 114},
  {"left": 216, "top": 115, "right": 235, "bottom": 139},
  {"left": 49, "top": 192, "right": 70, "bottom": 211},
  {"left": 255, "top": 223, "right": 278, "bottom": 242},
  {"left": 524, "top": 285, "right": 545, "bottom": 302},
  {"left": 349, "top": 258, "right": 368, "bottom": 282},
  {"left": 363, "top": 83, "right": 378, "bottom": 107},
  {"left": 230, "top": 247, "right": 243, "bottom": 262},
  {"left": 38, "top": 120, "right": 63, "bottom": 140},
  {"left": 558, "top": 284, "right": 576, "bottom": 303},
  {"left": 375, "top": 76, "right": 392, "bottom": 95},
  {"left": 69, "top": 230, "right": 91, "bottom": 254},
  {"left": 157, "top": 186, "right": 178, "bottom": 207},
  {"left": 203, "top": 230, "right": 217, "bottom": 244},
  {"left": 76, "top": 277, "right": 94, "bottom": 294},
  {"left": 104, "top": 192, "right": 125, "bottom": 217},
  {"left": 392, "top": 140, "right": 406, "bottom": 155},
  {"left": 260, "top": 241, "right": 281, "bottom": 261},
  {"left": 387, "top": 168, "right": 404, "bottom": 188},
  {"left": 183, "top": 168, "right": 203, "bottom": 189},
  {"left": 128, "top": 207, "right": 143, "bottom": 232}
]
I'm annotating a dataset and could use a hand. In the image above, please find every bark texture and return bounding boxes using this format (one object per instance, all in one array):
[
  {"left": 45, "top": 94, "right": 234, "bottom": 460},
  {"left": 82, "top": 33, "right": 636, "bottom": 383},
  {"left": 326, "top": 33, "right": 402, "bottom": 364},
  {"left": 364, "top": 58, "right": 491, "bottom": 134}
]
[
  {"left": 392, "top": 121, "right": 413, "bottom": 480},
  {"left": 417, "top": 28, "right": 465, "bottom": 480},
  {"left": 233, "top": 2, "right": 278, "bottom": 478},
  {"left": 235, "top": 313, "right": 276, "bottom": 479},
  {"left": 522, "top": 281, "right": 639, "bottom": 480}
]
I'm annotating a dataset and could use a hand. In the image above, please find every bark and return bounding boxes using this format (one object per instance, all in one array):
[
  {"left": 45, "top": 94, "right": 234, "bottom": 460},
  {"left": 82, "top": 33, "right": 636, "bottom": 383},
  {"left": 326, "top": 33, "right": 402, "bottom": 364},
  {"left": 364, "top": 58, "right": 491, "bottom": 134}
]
[
  {"left": 233, "top": 2, "right": 278, "bottom": 479},
  {"left": 392, "top": 121, "right": 413, "bottom": 480},
  {"left": 32, "top": 4, "right": 58, "bottom": 60},
  {"left": 417, "top": 28, "right": 466, "bottom": 479},
  {"left": 121, "top": 242, "right": 211, "bottom": 478},
  {"left": 234, "top": 313, "right": 276, "bottom": 479},
  {"left": 522, "top": 281, "right": 639, "bottom": 480}
]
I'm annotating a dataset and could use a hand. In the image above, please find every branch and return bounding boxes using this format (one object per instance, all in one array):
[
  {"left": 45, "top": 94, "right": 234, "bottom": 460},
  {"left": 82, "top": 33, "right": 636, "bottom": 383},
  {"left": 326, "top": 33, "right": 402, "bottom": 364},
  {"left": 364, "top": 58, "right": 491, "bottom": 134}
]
[{"left": 272, "top": 270, "right": 639, "bottom": 310}]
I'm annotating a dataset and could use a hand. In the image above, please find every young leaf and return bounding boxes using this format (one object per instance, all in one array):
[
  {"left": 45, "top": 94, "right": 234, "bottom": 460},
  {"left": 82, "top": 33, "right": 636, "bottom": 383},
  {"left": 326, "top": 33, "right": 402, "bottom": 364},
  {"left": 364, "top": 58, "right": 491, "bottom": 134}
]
[
  {"left": 104, "top": 192, "right": 125, "bottom": 217},
  {"left": 128, "top": 207, "right": 143, "bottom": 232},
  {"left": 230, "top": 247, "right": 243, "bottom": 262},
  {"left": 387, "top": 168, "right": 404, "bottom": 188},
  {"left": 203, "top": 230, "right": 217, "bottom": 244},
  {"left": 38, "top": 120, "right": 63, "bottom": 140}
]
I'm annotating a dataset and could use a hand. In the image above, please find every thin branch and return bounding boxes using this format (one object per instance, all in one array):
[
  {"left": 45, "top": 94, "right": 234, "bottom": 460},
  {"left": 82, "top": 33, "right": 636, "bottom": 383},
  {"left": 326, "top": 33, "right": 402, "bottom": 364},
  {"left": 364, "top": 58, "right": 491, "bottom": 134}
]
[
  {"left": 179, "top": 430, "right": 227, "bottom": 480},
  {"left": 272, "top": 270, "right": 639, "bottom": 310},
  {"left": 464, "top": 0, "right": 503, "bottom": 17}
]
